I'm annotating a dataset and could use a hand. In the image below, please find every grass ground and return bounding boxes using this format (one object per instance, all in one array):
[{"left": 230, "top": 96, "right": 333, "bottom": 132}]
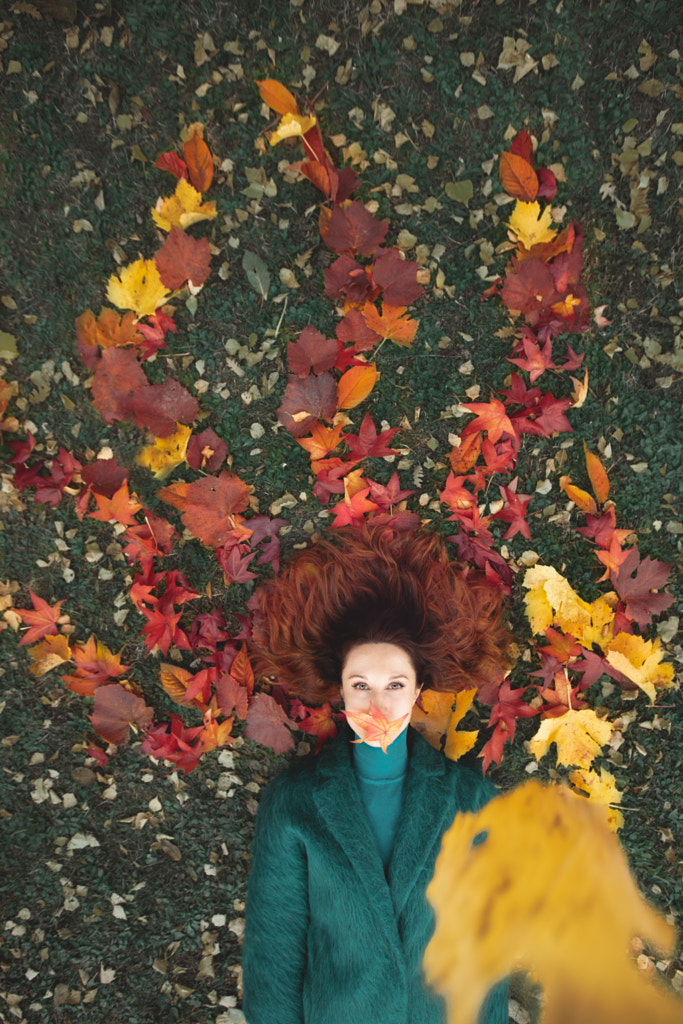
[{"left": 0, "top": 0, "right": 681, "bottom": 1021}]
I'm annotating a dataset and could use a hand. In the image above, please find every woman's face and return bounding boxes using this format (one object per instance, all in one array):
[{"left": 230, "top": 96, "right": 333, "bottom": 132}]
[{"left": 340, "top": 642, "right": 421, "bottom": 745}]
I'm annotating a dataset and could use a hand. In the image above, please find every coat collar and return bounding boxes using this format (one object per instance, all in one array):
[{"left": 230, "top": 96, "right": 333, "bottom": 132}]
[{"left": 312, "top": 727, "right": 455, "bottom": 919}]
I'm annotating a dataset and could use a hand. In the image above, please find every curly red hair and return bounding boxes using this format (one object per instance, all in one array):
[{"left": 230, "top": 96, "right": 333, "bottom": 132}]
[{"left": 249, "top": 520, "right": 512, "bottom": 704}]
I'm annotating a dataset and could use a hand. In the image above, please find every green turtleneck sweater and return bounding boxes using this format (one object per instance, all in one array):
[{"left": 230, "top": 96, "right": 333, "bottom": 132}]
[{"left": 351, "top": 728, "right": 409, "bottom": 870}]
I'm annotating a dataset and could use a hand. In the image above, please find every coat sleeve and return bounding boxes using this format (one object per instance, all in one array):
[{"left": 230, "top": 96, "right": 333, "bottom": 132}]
[{"left": 242, "top": 774, "right": 309, "bottom": 1024}]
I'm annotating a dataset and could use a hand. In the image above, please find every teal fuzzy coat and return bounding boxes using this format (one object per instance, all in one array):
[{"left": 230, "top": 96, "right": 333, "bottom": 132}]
[{"left": 242, "top": 727, "right": 508, "bottom": 1024}]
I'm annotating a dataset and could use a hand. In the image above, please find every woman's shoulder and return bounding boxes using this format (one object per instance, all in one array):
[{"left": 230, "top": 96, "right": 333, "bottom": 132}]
[{"left": 410, "top": 728, "right": 498, "bottom": 809}]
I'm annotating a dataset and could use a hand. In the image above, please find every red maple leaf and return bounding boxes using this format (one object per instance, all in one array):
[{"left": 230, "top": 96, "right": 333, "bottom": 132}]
[
  {"left": 321, "top": 201, "right": 388, "bottom": 257},
  {"left": 141, "top": 713, "right": 204, "bottom": 773},
  {"left": 33, "top": 448, "right": 82, "bottom": 507},
  {"left": 508, "top": 332, "right": 556, "bottom": 382},
  {"left": 487, "top": 677, "right": 539, "bottom": 738},
  {"left": 159, "top": 472, "right": 253, "bottom": 547},
  {"left": 186, "top": 428, "right": 228, "bottom": 472},
  {"left": 277, "top": 372, "right": 338, "bottom": 437},
  {"left": 494, "top": 478, "right": 533, "bottom": 540},
  {"left": 343, "top": 413, "right": 399, "bottom": 459},
  {"left": 218, "top": 544, "right": 258, "bottom": 584},
  {"left": 371, "top": 248, "right": 422, "bottom": 305},
  {"left": 462, "top": 399, "right": 515, "bottom": 444},
  {"left": 136, "top": 310, "right": 177, "bottom": 361},
  {"left": 90, "top": 683, "right": 154, "bottom": 746},
  {"left": 244, "top": 692, "right": 295, "bottom": 753},
  {"left": 287, "top": 326, "right": 339, "bottom": 377},
  {"left": 122, "top": 512, "right": 176, "bottom": 565},
  {"left": 91, "top": 348, "right": 148, "bottom": 424},
  {"left": 367, "top": 471, "right": 414, "bottom": 511},
  {"left": 479, "top": 720, "right": 512, "bottom": 773},
  {"left": 128, "top": 379, "right": 199, "bottom": 438},
  {"left": 15, "top": 590, "right": 66, "bottom": 645},
  {"left": 76, "top": 458, "right": 129, "bottom": 519},
  {"left": 532, "top": 393, "right": 573, "bottom": 436},
  {"left": 154, "top": 227, "right": 212, "bottom": 290},
  {"left": 612, "top": 548, "right": 673, "bottom": 628}
]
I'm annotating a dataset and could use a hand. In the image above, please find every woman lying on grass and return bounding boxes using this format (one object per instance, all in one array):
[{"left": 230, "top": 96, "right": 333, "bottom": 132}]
[{"left": 242, "top": 517, "right": 512, "bottom": 1024}]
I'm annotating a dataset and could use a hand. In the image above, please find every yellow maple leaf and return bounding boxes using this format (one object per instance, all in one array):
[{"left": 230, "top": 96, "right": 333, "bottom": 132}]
[
  {"left": 569, "top": 766, "right": 624, "bottom": 832},
  {"left": 424, "top": 781, "right": 679, "bottom": 1024},
  {"left": 137, "top": 423, "right": 192, "bottom": 479},
  {"left": 27, "top": 633, "right": 72, "bottom": 676},
  {"left": 605, "top": 632, "right": 674, "bottom": 702},
  {"left": 106, "top": 259, "right": 170, "bottom": 318},
  {"left": 529, "top": 707, "right": 613, "bottom": 769},
  {"left": 444, "top": 688, "right": 478, "bottom": 762},
  {"left": 507, "top": 200, "right": 558, "bottom": 250},
  {"left": 268, "top": 111, "right": 317, "bottom": 146},
  {"left": 523, "top": 564, "right": 616, "bottom": 650},
  {"left": 152, "top": 177, "right": 218, "bottom": 231},
  {"left": 411, "top": 690, "right": 455, "bottom": 750}
]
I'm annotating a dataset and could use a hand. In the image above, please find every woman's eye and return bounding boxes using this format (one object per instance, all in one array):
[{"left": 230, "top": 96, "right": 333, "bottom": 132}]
[
  {"left": 352, "top": 682, "right": 369, "bottom": 690},
  {"left": 388, "top": 682, "right": 404, "bottom": 689}
]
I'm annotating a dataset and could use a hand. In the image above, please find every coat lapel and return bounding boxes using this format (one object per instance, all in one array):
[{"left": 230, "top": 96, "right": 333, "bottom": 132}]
[
  {"left": 388, "top": 729, "right": 455, "bottom": 918},
  {"left": 312, "top": 729, "right": 396, "bottom": 922}
]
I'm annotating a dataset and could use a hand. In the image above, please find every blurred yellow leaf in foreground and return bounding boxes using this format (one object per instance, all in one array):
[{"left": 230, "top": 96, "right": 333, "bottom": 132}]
[{"left": 424, "top": 780, "right": 680, "bottom": 1024}]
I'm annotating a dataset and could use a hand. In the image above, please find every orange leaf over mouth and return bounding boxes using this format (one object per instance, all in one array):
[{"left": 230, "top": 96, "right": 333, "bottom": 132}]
[{"left": 345, "top": 702, "right": 410, "bottom": 754}]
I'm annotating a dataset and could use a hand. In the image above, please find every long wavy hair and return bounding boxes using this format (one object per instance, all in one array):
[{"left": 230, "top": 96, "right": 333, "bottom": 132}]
[{"left": 249, "top": 520, "right": 512, "bottom": 705}]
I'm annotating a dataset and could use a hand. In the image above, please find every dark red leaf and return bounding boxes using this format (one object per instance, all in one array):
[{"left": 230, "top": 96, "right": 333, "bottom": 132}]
[
  {"left": 91, "top": 348, "right": 148, "bottom": 425},
  {"left": 129, "top": 379, "right": 199, "bottom": 437},
  {"left": 277, "top": 372, "right": 338, "bottom": 437},
  {"left": 335, "top": 309, "right": 381, "bottom": 352},
  {"left": 244, "top": 692, "right": 295, "bottom": 753},
  {"left": 321, "top": 201, "right": 388, "bottom": 258},
  {"left": 186, "top": 429, "right": 228, "bottom": 472},
  {"left": 371, "top": 248, "right": 422, "bottom": 306},
  {"left": 287, "top": 326, "right": 339, "bottom": 377},
  {"left": 324, "top": 256, "right": 371, "bottom": 303},
  {"left": 612, "top": 548, "right": 673, "bottom": 628},
  {"left": 90, "top": 684, "right": 154, "bottom": 745}
]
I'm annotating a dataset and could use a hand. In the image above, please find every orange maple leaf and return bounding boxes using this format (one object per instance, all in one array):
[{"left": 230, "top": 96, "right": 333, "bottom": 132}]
[
  {"left": 296, "top": 421, "right": 347, "bottom": 462},
  {"left": 15, "top": 591, "right": 67, "bottom": 646},
  {"left": 345, "top": 702, "right": 410, "bottom": 754},
  {"left": 361, "top": 301, "right": 419, "bottom": 347},
  {"left": 88, "top": 480, "right": 142, "bottom": 525},
  {"left": 76, "top": 308, "right": 144, "bottom": 351}
]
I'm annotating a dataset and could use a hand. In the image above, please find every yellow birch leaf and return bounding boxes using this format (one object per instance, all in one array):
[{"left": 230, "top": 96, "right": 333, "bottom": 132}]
[
  {"left": 137, "top": 424, "right": 192, "bottom": 479},
  {"left": 269, "top": 112, "right": 317, "bottom": 146},
  {"left": 152, "top": 178, "right": 218, "bottom": 231},
  {"left": 507, "top": 200, "right": 558, "bottom": 249},
  {"left": 569, "top": 767, "right": 624, "bottom": 832},
  {"left": 106, "top": 259, "right": 170, "bottom": 318},
  {"left": 529, "top": 708, "right": 613, "bottom": 769},
  {"left": 424, "top": 781, "right": 679, "bottom": 1024},
  {"left": 605, "top": 633, "right": 674, "bottom": 701},
  {"left": 444, "top": 688, "right": 478, "bottom": 762}
]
